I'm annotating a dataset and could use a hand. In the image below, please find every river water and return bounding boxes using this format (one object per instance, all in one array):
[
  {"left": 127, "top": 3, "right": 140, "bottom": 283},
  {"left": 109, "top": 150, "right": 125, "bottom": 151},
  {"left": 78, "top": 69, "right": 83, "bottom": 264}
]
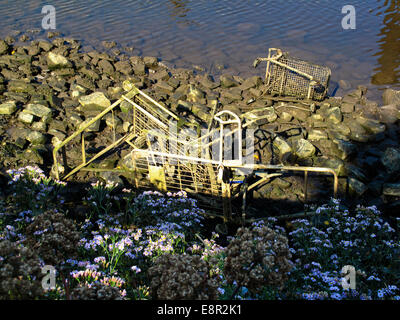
[{"left": 0, "top": 0, "right": 399, "bottom": 101}]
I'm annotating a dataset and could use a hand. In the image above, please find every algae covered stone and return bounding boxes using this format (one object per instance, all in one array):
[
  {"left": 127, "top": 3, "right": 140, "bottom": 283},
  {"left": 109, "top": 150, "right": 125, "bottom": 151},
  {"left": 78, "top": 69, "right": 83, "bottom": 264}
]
[
  {"left": 0, "top": 101, "right": 17, "bottom": 115},
  {"left": 79, "top": 92, "right": 111, "bottom": 111}
]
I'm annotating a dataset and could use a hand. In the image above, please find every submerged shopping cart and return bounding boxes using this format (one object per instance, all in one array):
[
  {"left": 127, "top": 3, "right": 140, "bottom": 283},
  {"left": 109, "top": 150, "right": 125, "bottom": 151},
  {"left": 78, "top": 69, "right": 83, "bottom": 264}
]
[
  {"left": 253, "top": 48, "right": 331, "bottom": 102},
  {"left": 53, "top": 82, "right": 338, "bottom": 224}
]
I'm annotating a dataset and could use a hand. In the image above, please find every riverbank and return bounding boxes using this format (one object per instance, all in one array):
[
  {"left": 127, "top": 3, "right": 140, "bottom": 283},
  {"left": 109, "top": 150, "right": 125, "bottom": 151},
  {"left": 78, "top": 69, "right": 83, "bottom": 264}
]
[{"left": 0, "top": 33, "right": 400, "bottom": 216}]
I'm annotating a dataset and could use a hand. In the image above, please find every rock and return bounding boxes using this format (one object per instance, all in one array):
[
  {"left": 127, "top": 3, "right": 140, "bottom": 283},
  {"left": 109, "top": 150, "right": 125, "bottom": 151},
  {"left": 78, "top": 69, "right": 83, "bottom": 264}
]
[
  {"left": 79, "top": 117, "right": 101, "bottom": 132},
  {"left": 98, "top": 59, "right": 115, "bottom": 75},
  {"left": 308, "top": 129, "right": 328, "bottom": 141},
  {"left": 326, "top": 107, "right": 342, "bottom": 124},
  {"left": 356, "top": 117, "right": 386, "bottom": 135},
  {"left": 47, "top": 52, "right": 71, "bottom": 69},
  {"left": 187, "top": 85, "right": 206, "bottom": 103},
  {"left": 348, "top": 177, "right": 367, "bottom": 196},
  {"left": 381, "top": 147, "right": 400, "bottom": 175},
  {"left": 346, "top": 163, "right": 368, "bottom": 182},
  {"left": 0, "top": 101, "right": 17, "bottom": 115},
  {"left": 220, "top": 74, "right": 239, "bottom": 88},
  {"left": 102, "top": 41, "right": 116, "bottom": 49},
  {"left": 287, "top": 108, "right": 310, "bottom": 122},
  {"left": 79, "top": 92, "right": 111, "bottom": 111},
  {"left": 155, "top": 81, "right": 175, "bottom": 94},
  {"left": 38, "top": 40, "right": 53, "bottom": 52},
  {"left": 0, "top": 40, "right": 9, "bottom": 55},
  {"left": 273, "top": 136, "right": 292, "bottom": 161},
  {"left": 382, "top": 89, "right": 400, "bottom": 106},
  {"left": 114, "top": 60, "right": 133, "bottom": 75},
  {"left": 132, "top": 61, "right": 146, "bottom": 76},
  {"left": 8, "top": 80, "right": 35, "bottom": 94},
  {"left": 26, "top": 131, "right": 46, "bottom": 145},
  {"left": 69, "top": 114, "right": 83, "bottom": 128},
  {"left": 31, "top": 121, "right": 47, "bottom": 132},
  {"left": 332, "top": 139, "right": 357, "bottom": 160},
  {"left": 293, "top": 138, "right": 316, "bottom": 158},
  {"left": 378, "top": 104, "right": 400, "bottom": 124},
  {"left": 341, "top": 102, "right": 355, "bottom": 113},
  {"left": 222, "top": 87, "right": 242, "bottom": 101},
  {"left": 240, "top": 76, "right": 262, "bottom": 90},
  {"left": 347, "top": 121, "right": 369, "bottom": 142},
  {"left": 143, "top": 56, "right": 158, "bottom": 68},
  {"left": 18, "top": 111, "right": 34, "bottom": 124},
  {"left": 200, "top": 74, "right": 219, "bottom": 89},
  {"left": 6, "top": 127, "right": 31, "bottom": 142},
  {"left": 24, "top": 103, "right": 52, "bottom": 118},
  {"left": 383, "top": 183, "right": 400, "bottom": 197},
  {"left": 104, "top": 114, "right": 122, "bottom": 129}
]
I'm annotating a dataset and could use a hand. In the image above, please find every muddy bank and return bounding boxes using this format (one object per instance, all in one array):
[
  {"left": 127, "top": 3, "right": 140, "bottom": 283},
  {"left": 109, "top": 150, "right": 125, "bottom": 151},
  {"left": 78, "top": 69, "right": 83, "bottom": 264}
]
[{"left": 0, "top": 32, "right": 400, "bottom": 215}]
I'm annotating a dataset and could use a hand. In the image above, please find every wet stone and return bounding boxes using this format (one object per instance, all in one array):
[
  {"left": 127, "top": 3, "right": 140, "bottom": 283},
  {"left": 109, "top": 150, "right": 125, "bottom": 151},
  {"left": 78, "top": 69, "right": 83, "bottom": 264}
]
[
  {"left": 143, "top": 56, "right": 158, "bottom": 68},
  {"left": 378, "top": 105, "right": 400, "bottom": 124},
  {"left": 382, "top": 88, "right": 400, "bottom": 106},
  {"left": 0, "top": 40, "right": 9, "bottom": 55}
]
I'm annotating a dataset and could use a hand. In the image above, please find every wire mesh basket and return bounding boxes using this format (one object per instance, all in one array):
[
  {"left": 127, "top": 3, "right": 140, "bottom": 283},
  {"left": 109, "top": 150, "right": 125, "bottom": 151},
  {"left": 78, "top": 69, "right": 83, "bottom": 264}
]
[{"left": 254, "top": 48, "right": 331, "bottom": 101}]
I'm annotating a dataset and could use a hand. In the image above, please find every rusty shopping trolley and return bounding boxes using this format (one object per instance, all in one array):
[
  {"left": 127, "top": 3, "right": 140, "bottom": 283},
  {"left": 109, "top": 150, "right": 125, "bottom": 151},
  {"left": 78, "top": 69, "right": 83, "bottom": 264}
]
[
  {"left": 52, "top": 84, "right": 338, "bottom": 224},
  {"left": 253, "top": 48, "right": 331, "bottom": 101}
]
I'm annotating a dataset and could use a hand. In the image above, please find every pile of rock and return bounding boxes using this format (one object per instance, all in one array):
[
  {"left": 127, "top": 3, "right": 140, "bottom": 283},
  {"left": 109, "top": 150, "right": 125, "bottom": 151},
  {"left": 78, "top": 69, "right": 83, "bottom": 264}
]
[{"left": 0, "top": 34, "right": 399, "bottom": 211}]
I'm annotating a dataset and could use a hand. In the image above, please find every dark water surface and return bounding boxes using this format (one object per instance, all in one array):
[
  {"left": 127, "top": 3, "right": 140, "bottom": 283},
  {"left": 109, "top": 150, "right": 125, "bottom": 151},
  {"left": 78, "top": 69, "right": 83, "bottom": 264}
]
[{"left": 0, "top": 0, "right": 399, "bottom": 101}]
